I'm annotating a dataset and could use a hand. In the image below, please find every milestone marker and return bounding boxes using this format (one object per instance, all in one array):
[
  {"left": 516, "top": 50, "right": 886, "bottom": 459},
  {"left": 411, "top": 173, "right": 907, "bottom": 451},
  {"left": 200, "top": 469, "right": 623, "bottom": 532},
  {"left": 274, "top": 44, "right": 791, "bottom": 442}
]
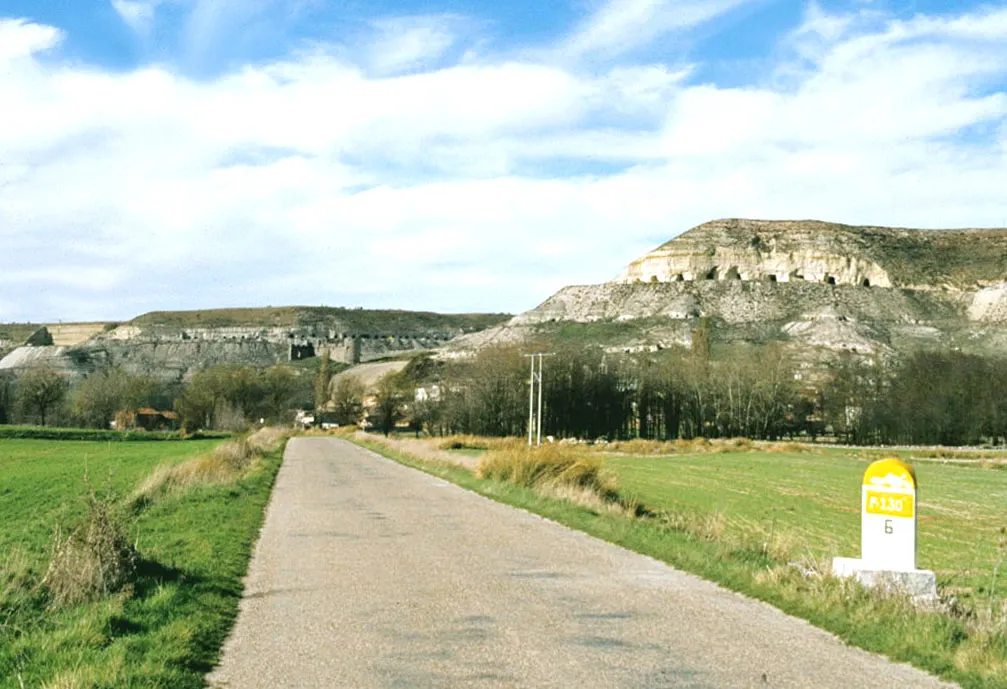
[
  {"left": 832, "top": 458, "right": 937, "bottom": 601},
  {"left": 861, "top": 458, "right": 917, "bottom": 570}
]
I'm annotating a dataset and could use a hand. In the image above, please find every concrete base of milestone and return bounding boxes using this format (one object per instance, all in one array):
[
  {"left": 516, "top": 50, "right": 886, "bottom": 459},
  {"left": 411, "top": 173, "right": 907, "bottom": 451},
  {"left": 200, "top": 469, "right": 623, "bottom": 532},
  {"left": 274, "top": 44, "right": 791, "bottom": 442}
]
[{"left": 832, "top": 557, "right": 938, "bottom": 602}]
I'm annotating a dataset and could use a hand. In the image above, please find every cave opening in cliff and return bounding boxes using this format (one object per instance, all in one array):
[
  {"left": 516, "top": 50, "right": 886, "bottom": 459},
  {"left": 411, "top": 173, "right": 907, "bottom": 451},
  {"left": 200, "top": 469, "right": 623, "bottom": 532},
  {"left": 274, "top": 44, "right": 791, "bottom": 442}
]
[
  {"left": 706, "top": 267, "right": 718, "bottom": 280},
  {"left": 725, "top": 267, "right": 741, "bottom": 280},
  {"left": 674, "top": 274, "right": 684, "bottom": 282},
  {"left": 766, "top": 274, "right": 777, "bottom": 282},
  {"left": 826, "top": 276, "right": 836, "bottom": 285},
  {"left": 861, "top": 278, "right": 871, "bottom": 287}
]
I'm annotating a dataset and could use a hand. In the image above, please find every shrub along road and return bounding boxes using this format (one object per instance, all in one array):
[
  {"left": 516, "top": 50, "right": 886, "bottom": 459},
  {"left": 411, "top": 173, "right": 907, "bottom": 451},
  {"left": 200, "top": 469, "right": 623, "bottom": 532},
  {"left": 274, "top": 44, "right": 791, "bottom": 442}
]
[{"left": 208, "top": 438, "right": 956, "bottom": 688}]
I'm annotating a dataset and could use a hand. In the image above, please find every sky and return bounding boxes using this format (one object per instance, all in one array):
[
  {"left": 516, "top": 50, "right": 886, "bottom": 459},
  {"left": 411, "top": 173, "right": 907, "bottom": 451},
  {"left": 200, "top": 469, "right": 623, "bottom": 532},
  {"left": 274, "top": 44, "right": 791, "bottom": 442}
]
[{"left": 0, "top": 0, "right": 1005, "bottom": 322}]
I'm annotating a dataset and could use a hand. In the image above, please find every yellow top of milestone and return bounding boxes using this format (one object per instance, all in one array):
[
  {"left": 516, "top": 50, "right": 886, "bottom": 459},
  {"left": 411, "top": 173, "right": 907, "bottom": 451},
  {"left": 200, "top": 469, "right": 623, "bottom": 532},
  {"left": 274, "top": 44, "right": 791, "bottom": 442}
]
[{"left": 862, "top": 458, "right": 916, "bottom": 491}]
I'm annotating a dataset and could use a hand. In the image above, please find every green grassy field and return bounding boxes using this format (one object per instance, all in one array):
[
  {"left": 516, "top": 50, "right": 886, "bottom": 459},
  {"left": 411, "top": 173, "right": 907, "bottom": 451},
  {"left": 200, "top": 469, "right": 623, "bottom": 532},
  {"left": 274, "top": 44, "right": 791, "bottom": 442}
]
[
  {"left": 607, "top": 449, "right": 1007, "bottom": 605},
  {"left": 0, "top": 437, "right": 283, "bottom": 688}
]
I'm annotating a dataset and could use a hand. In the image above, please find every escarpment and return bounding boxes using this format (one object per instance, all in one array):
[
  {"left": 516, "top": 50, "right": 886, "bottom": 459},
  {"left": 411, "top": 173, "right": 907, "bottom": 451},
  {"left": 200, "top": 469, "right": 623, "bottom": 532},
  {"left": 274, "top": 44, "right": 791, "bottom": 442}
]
[
  {"left": 0, "top": 308, "right": 510, "bottom": 381},
  {"left": 452, "top": 219, "right": 1007, "bottom": 363},
  {"left": 614, "top": 219, "right": 1007, "bottom": 290}
]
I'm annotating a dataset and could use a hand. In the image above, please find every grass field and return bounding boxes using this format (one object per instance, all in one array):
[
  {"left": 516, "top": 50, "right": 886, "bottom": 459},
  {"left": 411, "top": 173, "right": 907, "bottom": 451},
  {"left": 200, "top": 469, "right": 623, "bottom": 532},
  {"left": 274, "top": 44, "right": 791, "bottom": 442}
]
[
  {"left": 0, "top": 436, "right": 283, "bottom": 688},
  {"left": 608, "top": 449, "right": 1007, "bottom": 606}
]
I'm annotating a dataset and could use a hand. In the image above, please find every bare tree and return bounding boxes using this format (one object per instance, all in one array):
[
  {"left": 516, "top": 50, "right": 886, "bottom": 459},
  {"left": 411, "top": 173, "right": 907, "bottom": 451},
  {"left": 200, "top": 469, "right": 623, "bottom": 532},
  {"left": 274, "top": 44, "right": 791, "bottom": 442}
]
[
  {"left": 18, "top": 364, "right": 69, "bottom": 426},
  {"left": 73, "top": 368, "right": 158, "bottom": 429}
]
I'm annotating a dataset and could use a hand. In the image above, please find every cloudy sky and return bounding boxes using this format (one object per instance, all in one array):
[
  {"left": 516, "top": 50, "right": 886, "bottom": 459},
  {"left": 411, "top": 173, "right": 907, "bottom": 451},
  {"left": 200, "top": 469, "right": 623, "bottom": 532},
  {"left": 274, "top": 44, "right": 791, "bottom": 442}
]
[{"left": 1, "top": 0, "right": 1005, "bottom": 322}]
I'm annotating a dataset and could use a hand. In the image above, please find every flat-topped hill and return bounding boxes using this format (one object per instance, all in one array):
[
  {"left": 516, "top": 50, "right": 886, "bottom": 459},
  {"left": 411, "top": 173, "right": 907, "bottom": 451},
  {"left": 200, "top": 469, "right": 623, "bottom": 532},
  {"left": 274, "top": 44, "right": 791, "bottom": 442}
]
[
  {"left": 616, "top": 219, "right": 1007, "bottom": 289},
  {"left": 130, "top": 307, "right": 509, "bottom": 334},
  {"left": 452, "top": 219, "right": 1007, "bottom": 365},
  {"left": 1, "top": 306, "right": 511, "bottom": 380}
]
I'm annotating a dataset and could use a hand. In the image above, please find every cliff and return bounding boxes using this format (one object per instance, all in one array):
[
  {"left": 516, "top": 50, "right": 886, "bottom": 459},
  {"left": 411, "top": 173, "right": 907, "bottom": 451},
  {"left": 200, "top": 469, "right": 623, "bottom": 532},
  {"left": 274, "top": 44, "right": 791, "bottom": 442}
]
[
  {"left": 451, "top": 219, "right": 1007, "bottom": 362},
  {"left": 0, "top": 307, "right": 510, "bottom": 380},
  {"left": 615, "top": 219, "right": 1007, "bottom": 289}
]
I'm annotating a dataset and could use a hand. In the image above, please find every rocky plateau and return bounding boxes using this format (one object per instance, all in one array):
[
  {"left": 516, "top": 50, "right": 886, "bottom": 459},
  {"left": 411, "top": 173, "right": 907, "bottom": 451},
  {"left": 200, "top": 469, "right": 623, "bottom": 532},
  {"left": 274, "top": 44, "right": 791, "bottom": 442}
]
[
  {"left": 452, "top": 219, "right": 1007, "bottom": 366},
  {"left": 0, "top": 308, "right": 508, "bottom": 381}
]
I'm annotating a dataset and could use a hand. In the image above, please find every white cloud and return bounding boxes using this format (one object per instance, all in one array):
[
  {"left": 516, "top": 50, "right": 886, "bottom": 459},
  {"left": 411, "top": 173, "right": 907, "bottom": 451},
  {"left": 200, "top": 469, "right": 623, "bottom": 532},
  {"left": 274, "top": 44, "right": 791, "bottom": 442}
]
[
  {"left": 563, "top": 0, "right": 755, "bottom": 58},
  {"left": 365, "top": 15, "right": 461, "bottom": 76},
  {"left": 0, "top": 5, "right": 1006, "bottom": 322},
  {"left": 110, "top": 0, "right": 161, "bottom": 35},
  {"left": 0, "top": 19, "right": 62, "bottom": 62}
]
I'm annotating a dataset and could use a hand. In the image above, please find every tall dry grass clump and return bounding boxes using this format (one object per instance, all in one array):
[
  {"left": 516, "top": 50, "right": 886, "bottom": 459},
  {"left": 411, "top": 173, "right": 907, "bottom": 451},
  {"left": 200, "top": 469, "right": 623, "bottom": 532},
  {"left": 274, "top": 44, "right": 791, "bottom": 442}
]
[
  {"left": 130, "top": 427, "right": 288, "bottom": 508},
  {"left": 475, "top": 445, "right": 627, "bottom": 513},
  {"left": 246, "top": 426, "right": 289, "bottom": 454},
  {"left": 41, "top": 493, "right": 137, "bottom": 608},
  {"left": 437, "top": 435, "right": 525, "bottom": 452}
]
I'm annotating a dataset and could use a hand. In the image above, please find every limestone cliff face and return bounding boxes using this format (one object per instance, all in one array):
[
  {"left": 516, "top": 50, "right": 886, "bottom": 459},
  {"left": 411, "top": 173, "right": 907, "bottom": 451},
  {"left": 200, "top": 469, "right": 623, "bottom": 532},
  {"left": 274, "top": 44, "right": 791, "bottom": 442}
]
[
  {"left": 614, "top": 219, "right": 1007, "bottom": 290},
  {"left": 453, "top": 219, "right": 1007, "bottom": 361},
  {"left": 969, "top": 285, "right": 1007, "bottom": 323},
  {"left": 0, "top": 309, "right": 506, "bottom": 380}
]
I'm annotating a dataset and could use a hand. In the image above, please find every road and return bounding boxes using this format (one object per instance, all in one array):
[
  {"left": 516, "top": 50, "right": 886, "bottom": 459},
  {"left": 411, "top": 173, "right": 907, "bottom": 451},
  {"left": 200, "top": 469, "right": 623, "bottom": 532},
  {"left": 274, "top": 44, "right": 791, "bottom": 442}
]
[{"left": 207, "top": 437, "right": 956, "bottom": 689}]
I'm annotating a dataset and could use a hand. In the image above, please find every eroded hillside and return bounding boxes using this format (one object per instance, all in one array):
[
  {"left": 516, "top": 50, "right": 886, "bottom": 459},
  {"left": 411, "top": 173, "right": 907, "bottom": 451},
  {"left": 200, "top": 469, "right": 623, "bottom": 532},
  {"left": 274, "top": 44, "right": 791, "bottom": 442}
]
[
  {"left": 452, "top": 219, "right": 1007, "bottom": 364},
  {"left": 0, "top": 307, "right": 510, "bottom": 380}
]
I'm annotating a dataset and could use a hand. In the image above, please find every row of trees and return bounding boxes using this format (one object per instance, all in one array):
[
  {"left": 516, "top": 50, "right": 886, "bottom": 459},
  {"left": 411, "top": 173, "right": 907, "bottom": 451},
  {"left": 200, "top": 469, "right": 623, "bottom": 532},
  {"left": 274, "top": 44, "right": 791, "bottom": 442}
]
[
  {"left": 382, "top": 343, "right": 805, "bottom": 442},
  {"left": 0, "top": 362, "right": 315, "bottom": 432},
  {"left": 174, "top": 364, "right": 310, "bottom": 431},
  {"left": 821, "top": 350, "right": 1007, "bottom": 446},
  {"left": 381, "top": 345, "right": 1007, "bottom": 446},
  {"left": 6, "top": 344, "right": 1006, "bottom": 445}
]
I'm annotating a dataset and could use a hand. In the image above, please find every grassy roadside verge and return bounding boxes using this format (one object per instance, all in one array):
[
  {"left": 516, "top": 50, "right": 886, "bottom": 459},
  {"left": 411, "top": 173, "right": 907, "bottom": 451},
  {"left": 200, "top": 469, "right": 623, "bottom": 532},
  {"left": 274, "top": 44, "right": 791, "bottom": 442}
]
[
  {"left": 0, "top": 426, "right": 231, "bottom": 441},
  {"left": 349, "top": 434, "right": 1007, "bottom": 689},
  {"left": 0, "top": 431, "right": 287, "bottom": 689}
]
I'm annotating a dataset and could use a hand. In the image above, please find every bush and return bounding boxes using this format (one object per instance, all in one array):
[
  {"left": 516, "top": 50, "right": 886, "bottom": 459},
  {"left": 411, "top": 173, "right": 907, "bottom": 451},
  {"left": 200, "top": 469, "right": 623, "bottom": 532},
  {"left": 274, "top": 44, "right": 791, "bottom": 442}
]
[
  {"left": 476, "top": 445, "right": 618, "bottom": 498},
  {"left": 42, "top": 493, "right": 137, "bottom": 608}
]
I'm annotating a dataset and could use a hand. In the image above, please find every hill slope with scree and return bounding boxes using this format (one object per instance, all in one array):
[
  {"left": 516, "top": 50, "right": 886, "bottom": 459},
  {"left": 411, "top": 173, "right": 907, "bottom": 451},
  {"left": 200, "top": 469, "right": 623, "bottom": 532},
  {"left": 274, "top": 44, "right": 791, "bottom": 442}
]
[{"left": 451, "top": 219, "right": 1007, "bottom": 365}]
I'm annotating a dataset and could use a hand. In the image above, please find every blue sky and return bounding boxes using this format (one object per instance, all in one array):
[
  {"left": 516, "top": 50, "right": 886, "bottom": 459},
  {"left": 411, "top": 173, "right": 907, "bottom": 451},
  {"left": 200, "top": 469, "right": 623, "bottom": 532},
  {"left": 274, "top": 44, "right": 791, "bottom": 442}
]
[{"left": 0, "top": 0, "right": 1005, "bottom": 322}]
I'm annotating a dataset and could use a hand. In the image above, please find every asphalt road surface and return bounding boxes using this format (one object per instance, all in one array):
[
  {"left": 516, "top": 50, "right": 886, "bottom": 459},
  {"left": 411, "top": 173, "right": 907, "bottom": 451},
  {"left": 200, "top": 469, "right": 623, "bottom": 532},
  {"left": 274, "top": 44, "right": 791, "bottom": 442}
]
[{"left": 207, "top": 437, "right": 956, "bottom": 689}]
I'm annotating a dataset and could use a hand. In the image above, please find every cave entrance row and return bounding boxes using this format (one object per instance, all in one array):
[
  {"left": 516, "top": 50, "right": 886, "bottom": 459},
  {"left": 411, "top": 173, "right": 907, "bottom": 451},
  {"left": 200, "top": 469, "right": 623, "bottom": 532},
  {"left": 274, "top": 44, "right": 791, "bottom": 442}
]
[{"left": 646, "top": 269, "right": 873, "bottom": 286}]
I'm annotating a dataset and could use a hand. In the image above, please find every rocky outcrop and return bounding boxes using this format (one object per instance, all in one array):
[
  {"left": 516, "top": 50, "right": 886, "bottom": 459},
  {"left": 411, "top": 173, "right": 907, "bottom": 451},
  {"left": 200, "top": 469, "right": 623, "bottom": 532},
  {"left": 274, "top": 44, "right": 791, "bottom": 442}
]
[
  {"left": 25, "top": 327, "right": 54, "bottom": 347},
  {"left": 969, "top": 284, "right": 1007, "bottom": 322},
  {"left": 451, "top": 219, "right": 1007, "bottom": 363},
  {"left": 614, "top": 219, "right": 1007, "bottom": 290},
  {"left": 0, "top": 346, "right": 73, "bottom": 373},
  {"left": 0, "top": 308, "right": 508, "bottom": 381}
]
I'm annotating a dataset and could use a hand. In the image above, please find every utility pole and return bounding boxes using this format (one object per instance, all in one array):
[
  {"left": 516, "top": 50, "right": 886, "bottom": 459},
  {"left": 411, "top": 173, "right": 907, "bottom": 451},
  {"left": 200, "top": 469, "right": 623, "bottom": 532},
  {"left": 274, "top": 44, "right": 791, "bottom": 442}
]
[
  {"left": 523, "top": 353, "right": 554, "bottom": 446},
  {"left": 527, "top": 355, "right": 535, "bottom": 447}
]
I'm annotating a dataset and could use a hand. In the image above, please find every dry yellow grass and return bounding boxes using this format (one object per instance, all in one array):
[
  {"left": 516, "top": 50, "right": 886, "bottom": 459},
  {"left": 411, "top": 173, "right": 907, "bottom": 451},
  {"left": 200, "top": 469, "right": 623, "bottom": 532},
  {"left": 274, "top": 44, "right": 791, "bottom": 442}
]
[
  {"left": 437, "top": 435, "right": 525, "bottom": 452},
  {"left": 129, "top": 427, "right": 288, "bottom": 508},
  {"left": 475, "top": 444, "right": 624, "bottom": 513},
  {"left": 477, "top": 445, "right": 614, "bottom": 491},
  {"left": 587, "top": 436, "right": 757, "bottom": 455},
  {"left": 431, "top": 434, "right": 819, "bottom": 457}
]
